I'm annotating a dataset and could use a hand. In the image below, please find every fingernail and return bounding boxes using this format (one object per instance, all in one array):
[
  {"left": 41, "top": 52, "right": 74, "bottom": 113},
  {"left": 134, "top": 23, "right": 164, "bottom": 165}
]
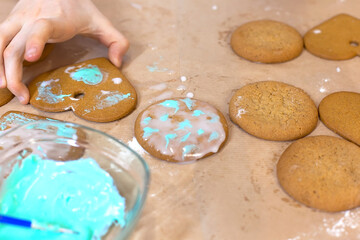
[{"left": 26, "top": 47, "right": 37, "bottom": 58}]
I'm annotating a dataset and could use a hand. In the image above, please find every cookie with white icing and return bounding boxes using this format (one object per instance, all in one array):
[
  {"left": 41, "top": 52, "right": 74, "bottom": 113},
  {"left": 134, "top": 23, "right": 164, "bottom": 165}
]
[
  {"left": 229, "top": 81, "right": 318, "bottom": 141},
  {"left": 0, "top": 111, "right": 85, "bottom": 160},
  {"left": 135, "top": 98, "right": 228, "bottom": 162},
  {"left": 29, "top": 57, "right": 137, "bottom": 122}
]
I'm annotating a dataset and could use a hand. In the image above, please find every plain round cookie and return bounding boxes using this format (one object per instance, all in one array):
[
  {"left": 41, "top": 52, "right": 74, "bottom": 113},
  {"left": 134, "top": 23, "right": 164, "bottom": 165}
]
[
  {"left": 304, "top": 14, "right": 360, "bottom": 60},
  {"left": 135, "top": 98, "right": 228, "bottom": 162},
  {"left": 230, "top": 20, "right": 303, "bottom": 63},
  {"left": 229, "top": 81, "right": 318, "bottom": 141},
  {"left": 319, "top": 91, "right": 360, "bottom": 146},
  {"left": 277, "top": 136, "right": 360, "bottom": 212}
]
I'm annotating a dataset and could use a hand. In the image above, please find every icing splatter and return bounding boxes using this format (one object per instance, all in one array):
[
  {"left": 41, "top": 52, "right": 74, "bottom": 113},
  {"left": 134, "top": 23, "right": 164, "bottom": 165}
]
[
  {"left": 36, "top": 79, "right": 71, "bottom": 104},
  {"left": 112, "top": 78, "right": 123, "bottom": 84},
  {"left": 139, "top": 98, "right": 227, "bottom": 162},
  {"left": 70, "top": 65, "right": 103, "bottom": 85}
]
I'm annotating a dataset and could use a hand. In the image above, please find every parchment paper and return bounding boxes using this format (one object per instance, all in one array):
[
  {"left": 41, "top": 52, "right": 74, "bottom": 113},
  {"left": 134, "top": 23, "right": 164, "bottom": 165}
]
[{"left": 1, "top": 0, "right": 360, "bottom": 239}]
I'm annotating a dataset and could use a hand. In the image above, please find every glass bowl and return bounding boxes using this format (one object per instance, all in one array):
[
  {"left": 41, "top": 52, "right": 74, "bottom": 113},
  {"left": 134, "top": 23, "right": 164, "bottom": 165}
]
[{"left": 0, "top": 120, "right": 150, "bottom": 240}]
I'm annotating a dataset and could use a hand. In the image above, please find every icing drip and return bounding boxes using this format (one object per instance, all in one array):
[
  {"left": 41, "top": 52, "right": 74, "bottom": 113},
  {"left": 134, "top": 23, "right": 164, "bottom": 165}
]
[{"left": 140, "top": 98, "right": 226, "bottom": 161}]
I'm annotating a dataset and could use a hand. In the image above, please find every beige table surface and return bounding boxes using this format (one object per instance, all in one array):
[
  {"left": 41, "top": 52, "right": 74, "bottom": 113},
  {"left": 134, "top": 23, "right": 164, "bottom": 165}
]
[{"left": 1, "top": 0, "right": 360, "bottom": 239}]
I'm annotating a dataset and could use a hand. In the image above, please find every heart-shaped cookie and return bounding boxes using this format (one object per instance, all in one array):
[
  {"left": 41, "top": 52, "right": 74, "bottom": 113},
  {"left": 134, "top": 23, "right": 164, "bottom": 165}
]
[
  {"left": 29, "top": 58, "right": 137, "bottom": 122},
  {"left": 304, "top": 14, "right": 360, "bottom": 60}
]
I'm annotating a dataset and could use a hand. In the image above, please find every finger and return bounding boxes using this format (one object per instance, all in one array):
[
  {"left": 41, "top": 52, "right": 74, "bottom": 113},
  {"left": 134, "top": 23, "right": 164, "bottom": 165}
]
[
  {"left": 3, "top": 28, "right": 29, "bottom": 104},
  {"left": 23, "top": 19, "right": 53, "bottom": 63},
  {"left": 88, "top": 19, "right": 129, "bottom": 67},
  {"left": 0, "top": 22, "right": 22, "bottom": 88}
]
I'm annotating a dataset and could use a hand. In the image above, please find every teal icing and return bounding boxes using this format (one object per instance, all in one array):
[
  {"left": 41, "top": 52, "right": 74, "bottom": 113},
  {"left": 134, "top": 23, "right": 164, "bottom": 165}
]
[
  {"left": 0, "top": 154, "right": 126, "bottom": 240},
  {"left": 208, "top": 131, "right": 219, "bottom": 142},
  {"left": 36, "top": 81, "right": 71, "bottom": 104},
  {"left": 180, "top": 98, "right": 194, "bottom": 110},
  {"left": 143, "top": 127, "right": 159, "bottom": 138},
  {"left": 175, "top": 119, "right": 192, "bottom": 131},
  {"left": 146, "top": 62, "right": 168, "bottom": 73},
  {"left": 95, "top": 92, "right": 131, "bottom": 109},
  {"left": 159, "top": 114, "right": 169, "bottom": 122},
  {"left": 70, "top": 65, "right": 103, "bottom": 85},
  {"left": 180, "top": 132, "right": 191, "bottom": 142},
  {"left": 159, "top": 100, "right": 179, "bottom": 113},
  {"left": 0, "top": 113, "right": 36, "bottom": 131},
  {"left": 165, "top": 133, "right": 177, "bottom": 149},
  {"left": 25, "top": 123, "right": 76, "bottom": 139},
  {"left": 142, "top": 117, "right": 152, "bottom": 125},
  {"left": 192, "top": 110, "right": 205, "bottom": 117},
  {"left": 197, "top": 129, "right": 204, "bottom": 135}
]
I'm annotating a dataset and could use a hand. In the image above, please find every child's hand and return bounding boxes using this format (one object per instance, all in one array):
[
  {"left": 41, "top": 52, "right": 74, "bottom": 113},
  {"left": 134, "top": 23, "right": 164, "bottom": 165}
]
[{"left": 0, "top": 0, "right": 129, "bottom": 104}]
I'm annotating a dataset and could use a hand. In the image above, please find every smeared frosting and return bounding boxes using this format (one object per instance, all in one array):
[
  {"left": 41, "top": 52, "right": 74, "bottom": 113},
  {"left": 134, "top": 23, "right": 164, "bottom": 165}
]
[
  {"left": 36, "top": 79, "right": 71, "bottom": 104},
  {"left": 0, "top": 154, "right": 126, "bottom": 240},
  {"left": 69, "top": 65, "right": 103, "bottom": 85},
  {"left": 139, "top": 98, "right": 227, "bottom": 161}
]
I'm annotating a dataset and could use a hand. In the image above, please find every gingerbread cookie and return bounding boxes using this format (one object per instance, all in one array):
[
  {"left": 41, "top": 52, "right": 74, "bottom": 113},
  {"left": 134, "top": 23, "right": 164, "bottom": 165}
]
[
  {"left": 0, "top": 111, "right": 85, "bottom": 160},
  {"left": 304, "top": 14, "right": 360, "bottom": 60},
  {"left": 135, "top": 98, "right": 228, "bottom": 162},
  {"left": 230, "top": 20, "right": 303, "bottom": 63},
  {"left": 23, "top": 44, "right": 54, "bottom": 66},
  {"left": 229, "top": 81, "right": 318, "bottom": 141},
  {"left": 277, "top": 135, "right": 360, "bottom": 212},
  {"left": 0, "top": 88, "right": 14, "bottom": 106},
  {"left": 29, "top": 57, "right": 137, "bottom": 122},
  {"left": 319, "top": 91, "right": 360, "bottom": 146}
]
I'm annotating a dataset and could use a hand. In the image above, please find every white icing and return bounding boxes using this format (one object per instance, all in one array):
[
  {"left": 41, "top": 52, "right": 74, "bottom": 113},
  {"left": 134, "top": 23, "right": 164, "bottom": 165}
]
[
  {"left": 112, "top": 77, "right": 123, "bottom": 84},
  {"left": 186, "top": 92, "right": 194, "bottom": 98},
  {"left": 177, "top": 85, "right": 187, "bottom": 91}
]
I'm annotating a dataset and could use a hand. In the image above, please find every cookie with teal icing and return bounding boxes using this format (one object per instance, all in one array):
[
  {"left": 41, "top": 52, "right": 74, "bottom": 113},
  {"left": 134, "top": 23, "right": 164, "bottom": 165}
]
[
  {"left": 135, "top": 98, "right": 228, "bottom": 162},
  {"left": 29, "top": 57, "right": 137, "bottom": 122},
  {"left": 0, "top": 111, "right": 85, "bottom": 160}
]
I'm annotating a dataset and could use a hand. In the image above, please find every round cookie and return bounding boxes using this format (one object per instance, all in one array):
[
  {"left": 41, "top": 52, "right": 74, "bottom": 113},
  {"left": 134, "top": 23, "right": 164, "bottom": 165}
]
[
  {"left": 277, "top": 135, "right": 360, "bottom": 212},
  {"left": 29, "top": 57, "right": 137, "bottom": 122},
  {"left": 0, "top": 88, "right": 14, "bottom": 106},
  {"left": 23, "top": 44, "right": 55, "bottom": 66},
  {"left": 135, "top": 98, "right": 228, "bottom": 162},
  {"left": 230, "top": 20, "right": 303, "bottom": 63},
  {"left": 229, "top": 81, "right": 318, "bottom": 141},
  {"left": 319, "top": 91, "right": 360, "bottom": 146},
  {"left": 304, "top": 14, "right": 360, "bottom": 60}
]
